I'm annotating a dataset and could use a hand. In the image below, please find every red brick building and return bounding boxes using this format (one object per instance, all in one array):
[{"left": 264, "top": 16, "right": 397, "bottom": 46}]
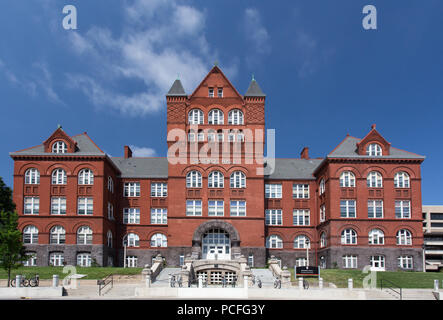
[{"left": 10, "top": 66, "right": 425, "bottom": 271}]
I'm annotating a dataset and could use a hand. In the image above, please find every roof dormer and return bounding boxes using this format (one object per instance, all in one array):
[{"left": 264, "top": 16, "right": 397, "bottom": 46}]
[
  {"left": 356, "top": 124, "right": 391, "bottom": 156},
  {"left": 43, "top": 126, "right": 77, "bottom": 153}
]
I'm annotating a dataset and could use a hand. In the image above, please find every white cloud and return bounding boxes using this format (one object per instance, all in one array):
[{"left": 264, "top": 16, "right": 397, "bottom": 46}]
[
  {"left": 244, "top": 8, "right": 270, "bottom": 55},
  {"left": 65, "top": 0, "right": 236, "bottom": 117},
  {"left": 129, "top": 145, "right": 157, "bottom": 157}
]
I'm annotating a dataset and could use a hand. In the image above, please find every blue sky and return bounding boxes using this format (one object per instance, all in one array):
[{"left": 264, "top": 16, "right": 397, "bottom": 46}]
[{"left": 0, "top": 0, "right": 442, "bottom": 204}]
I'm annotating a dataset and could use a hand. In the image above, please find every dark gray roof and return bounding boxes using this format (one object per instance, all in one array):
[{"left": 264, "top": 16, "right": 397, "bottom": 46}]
[
  {"left": 328, "top": 136, "right": 425, "bottom": 159},
  {"left": 264, "top": 158, "right": 323, "bottom": 180},
  {"left": 10, "top": 133, "right": 105, "bottom": 157},
  {"left": 166, "top": 79, "right": 187, "bottom": 96},
  {"left": 245, "top": 79, "right": 266, "bottom": 97},
  {"left": 110, "top": 157, "right": 168, "bottom": 178}
]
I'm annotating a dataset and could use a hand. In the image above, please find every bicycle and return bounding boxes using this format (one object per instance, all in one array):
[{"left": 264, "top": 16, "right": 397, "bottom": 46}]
[
  {"left": 273, "top": 277, "right": 281, "bottom": 289},
  {"left": 11, "top": 275, "right": 29, "bottom": 287}
]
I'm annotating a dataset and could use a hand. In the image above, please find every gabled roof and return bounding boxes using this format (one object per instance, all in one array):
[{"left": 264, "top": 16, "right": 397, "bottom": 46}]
[
  {"left": 328, "top": 136, "right": 425, "bottom": 160},
  {"left": 110, "top": 157, "right": 168, "bottom": 178},
  {"left": 166, "top": 79, "right": 187, "bottom": 96},
  {"left": 10, "top": 133, "right": 105, "bottom": 157},
  {"left": 245, "top": 79, "right": 266, "bottom": 97},
  {"left": 264, "top": 158, "right": 323, "bottom": 180}
]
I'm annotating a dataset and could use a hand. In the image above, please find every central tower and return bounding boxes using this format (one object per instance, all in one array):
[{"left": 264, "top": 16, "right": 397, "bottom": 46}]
[{"left": 165, "top": 66, "right": 267, "bottom": 265}]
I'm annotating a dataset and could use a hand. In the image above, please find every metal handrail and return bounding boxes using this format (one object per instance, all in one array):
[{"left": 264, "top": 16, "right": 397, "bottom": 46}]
[
  {"left": 98, "top": 274, "right": 113, "bottom": 296},
  {"left": 380, "top": 278, "right": 402, "bottom": 300}
]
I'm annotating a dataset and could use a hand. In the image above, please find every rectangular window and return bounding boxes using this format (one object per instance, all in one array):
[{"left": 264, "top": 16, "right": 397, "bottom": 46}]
[
  {"left": 217, "top": 88, "right": 223, "bottom": 97},
  {"left": 179, "top": 255, "right": 185, "bottom": 267},
  {"left": 78, "top": 198, "right": 93, "bottom": 215},
  {"left": 208, "top": 200, "right": 224, "bottom": 216},
  {"left": 124, "top": 182, "right": 140, "bottom": 197},
  {"left": 265, "top": 209, "right": 283, "bottom": 226},
  {"left": 24, "top": 197, "right": 39, "bottom": 215},
  {"left": 208, "top": 87, "right": 214, "bottom": 97},
  {"left": 398, "top": 256, "right": 413, "bottom": 269},
  {"left": 292, "top": 184, "right": 309, "bottom": 199},
  {"left": 320, "top": 205, "right": 326, "bottom": 222},
  {"left": 230, "top": 200, "right": 246, "bottom": 216},
  {"left": 395, "top": 200, "right": 410, "bottom": 219},
  {"left": 368, "top": 200, "right": 383, "bottom": 218},
  {"left": 293, "top": 209, "right": 310, "bottom": 226},
  {"left": 248, "top": 254, "right": 254, "bottom": 268},
  {"left": 151, "top": 208, "right": 167, "bottom": 224},
  {"left": 343, "top": 255, "right": 358, "bottom": 268},
  {"left": 23, "top": 254, "right": 37, "bottom": 267},
  {"left": 265, "top": 184, "right": 282, "bottom": 198},
  {"left": 151, "top": 183, "right": 167, "bottom": 197},
  {"left": 51, "top": 197, "right": 66, "bottom": 215},
  {"left": 126, "top": 256, "right": 138, "bottom": 268},
  {"left": 296, "top": 258, "right": 307, "bottom": 267},
  {"left": 123, "top": 208, "right": 140, "bottom": 224},
  {"left": 186, "top": 200, "right": 202, "bottom": 216},
  {"left": 340, "top": 200, "right": 356, "bottom": 218}
]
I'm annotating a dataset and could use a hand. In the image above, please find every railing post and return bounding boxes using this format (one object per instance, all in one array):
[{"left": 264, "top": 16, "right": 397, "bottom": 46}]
[
  {"left": 348, "top": 278, "right": 353, "bottom": 290},
  {"left": 298, "top": 277, "right": 303, "bottom": 290},
  {"left": 434, "top": 279, "right": 439, "bottom": 291},
  {"left": 319, "top": 277, "right": 323, "bottom": 290}
]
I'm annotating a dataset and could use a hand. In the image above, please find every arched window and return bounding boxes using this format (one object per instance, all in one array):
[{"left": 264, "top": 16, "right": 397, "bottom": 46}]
[
  {"left": 52, "top": 141, "right": 67, "bottom": 153},
  {"left": 319, "top": 179, "right": 325, "bottom": 195},
  {"left": 367, "top": 171, "right": 383, "bottom": 188},
  {"left": 396, "top": 229, "right": 412, "bottom": 245},
  {"left": 186, "top": 171, "right": 202, "bottom": 188},
  {"left": 230, "top": 171, "right": 246, "bottom": 188},
  {"left": 150, "top": 233, "right": 167, "bottom": 247},
  {"left": 123, "top": 233, "right": 139, "bottom": 247},
  {"left": 108, "top": 176, "right": 114, "bottom": 193},
  {"left": 208, "top": 109, "right": 224, "bottom": 125},
  {"left": 25, "top": 168, "right": 40, "bottom": 184},
  {"left": 52, "top": 169, "right": 67, "bottom": 185},
  {"left": 293, "top": 235, "right": 310, "bottom": 249},
  {"left": 50, "top": 226, "right": 66, "bottom": 244},
  {"left": 188, "top": 109, "right": 204, "bottom": 124},
  {"left": 208, "top": 171, "right": 224, "bottom": 188},
  {"left": 341, "top": 228, "right": 357, "bottom": 245},
  {"left": 78, "top": 169, "right": 94, "bottom": 185},
  {"left": 366, "top": 143, "right": 382, "bottom": 156},
  {"left": 228, "top": 109, "right": 244, "bottom": 125},
  {"left": 320, "top": 232, "right": 327, "bottom": 248},
  {"left": 77, "top": 226, "right": 93, "bottom": 245},
  {"left": 266, "top": 235, "right": 283, "bottom": 249},
  {"left": 368, "top": 229, "right": 384, "bottom": 245},
  {"left": 394, "top": 172, "right": 410, "bottom": 188},
  {"left": 340, "top": 171, "right": 355, "bottom": 187},
  {"left": 23, "top": 225, "right": 38, "bottom": 244},
  {"left": 107, "top": 230, "right": 113, "bottom": 248}
]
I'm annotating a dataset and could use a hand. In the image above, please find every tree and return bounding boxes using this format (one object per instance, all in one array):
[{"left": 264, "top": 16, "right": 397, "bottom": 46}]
[
  {"left": 0, "top": 210, "right": 27, "bottom": 287},
  {"left": 0, "top": 177, "right": 15, "bottom": 214}
]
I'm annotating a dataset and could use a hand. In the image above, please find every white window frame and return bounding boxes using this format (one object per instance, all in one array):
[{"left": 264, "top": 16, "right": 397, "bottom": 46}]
[
  {"left": 186, "top": 200, "right": 202, "bottom": 216},
  {"left": 77, "top": 197, "right": 93, "bottom": 215},
  {"left": 296, "top": 257, "right": 308, "bottom": 267},
  {"left": 230, "top": 200, "right": 246, "bottom": 216},
  {"left": 24, "top": 253, "right": 37, "bottom": 267},
  {"left": 293, "top": 209, "right": 310, "bottom": 226},
  {"left": 25, "top": 168, "right": 40, "bottom": 184},
  {"left": 151, "top": 208, "right": 167, "bottom": 224},
  {"left": 368, "top": 229, "right": 385, "bottom": 245},
  {"left": 24, "top": 197, "right": 39, "bottom": 215},
  {"left": 320, "top": 205, "right": 326, "bottom": 222},
  {"left": 126, "top": 255, "right": 138, "bottom": 268},
  {"left": 292, "top": 184, "right": 309, "bottom": 199},
  {"left": 341, "top": 229, "right": 357, "bottom": 245},
  {"left": 343, "top": 255, "right": 358, "bottom": 268},
  {"left": 370, "top": 255, "right": 385, "bottom": 270},
  {"left": 52, "top": 169, "right": 67, "bottom": 185},
  {"left": 124, "top": 233, "right": 139, "bottom": 247},
  {"left": 150, "top": 233, "right": 167, "bottom": 247},
  {"left": 395, "top": 200, "right": 411, "bottom": 219},
  {"left": 228, "top": 109, "right": 244, "bottom": 125},
  {"left": 23, "top": 226, "right": 38, "bottom": 244},
  {"left": 51, "top": 197, "right": 66, "bottom": 215},
  {"left": 293, "top": 235, "right": 310, "bottom": 249},
  {"left": 124, "top": 182, "right": 140, "bottom": 197},
  {"left": 208, "top": 109, "right": 224, "bottom": 125},
  {"left": 107, "top": 202, "right": 114, "bottom": 220},
  {"left": 78, "top": 169, "right": 94, "bottom": 185},
  {"left": 394, "top": 172, "right": 410, "bottom": 188},
  {"left": 123, "top": 208, "right": 140, "bottom": 224},
  {"left": 52, "top": 141, "right": 67, "bottom": 154},
  {"left": 366, "top": 143, "right": 382, "bottom": 156},
  {"left": 186, "top": 171, "right": 202, "bottom": 188},
  {"left": 398, "top": 256, "right": 413, "bottom": 269},
  {"left": 108, "top": 176, "right": 114, "bottom": 193},
  {"left": 320, "top": 232, "right": 327, "bottom": 248},
  {"left": 151, "top": 182, "right": 167, "bottom": 197},
  {"left": 265, "top": 184, "right": 282, "bottom": 199},
  {"left": 396, "top": 229, "right": 412, "bottom": 245},
  {"left": 49, "top": 252, "right": 64, "bottom": 267},
  {"left": 188, "top": 109, "right": 204, "bottom": 124},
  {"left": 77, "top": 226, "right": 93, "bottom": 245},
  {"left": 266, "top": 235, "right": 283, "bottom": 249},
  {"left": 265, "top": 209, "right": 283, "bottom": 226},
  {"left": 107, "top": 230, "right": 113, "bottom": 248},
  {"left": 50, "top": 225, "right": 66, "bottom": 245},
  {"left": 208, "top": 87, "right": 214, "bottom": 98},
  {"left": 208, "top": 200, "right": 224, "bottom": 216},
  {"left": 340, "top": 200, "right": 356, "bottom": 218},
  {"left": 319, "top": 179, "right": 325, "bottom": 195},
  {"left": 367, "top": 171, "right": 383, "bottom": 188},
  {"left": 77, "top": 253, "right": 92, "bottom": 267},
  {"left": 217, "top": 88, "right": 223, "bottom": 98},
  {"left": 340, "top": 171, "right": 356, "bottom": 187},
  {"left": 208, "top": 171, "right": 224, "bottom": 188},
  {"left": 230, "top": 171, "right": 246, "bottom": 188},
  {"left": 368, "top": 200, "right": 383, "bottom": 218}
]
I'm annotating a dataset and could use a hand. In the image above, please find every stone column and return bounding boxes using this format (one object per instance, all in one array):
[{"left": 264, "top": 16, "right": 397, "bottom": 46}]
[
  {"left": 142, "top": 265, "right": 152, "bottom": 287},
  {"left": 198, "top": 274, "right": 203, "bottom": 288},
  {"left": 298, "top": 277, "right": 303, "bottom": 290},
  {"left": 319, "top": 277, "right": 323, "bottom": 289},
  {"left": 16, "top": 275, "right": 22, "bottom": 288},
  {"left": 348, "top": 278, "right": 353, "bottom": 290},
  {"left": 281, "top": 266, "right": 291, "bottom": 288},
  {"left": 434, "top": 279, "right": 439, "bottom": 291},
  {"left": 179, "top": 265, "right": 190, "bottom": 288},
  {"left": 52, "top": 275, "right": 59, "bottom": 288}
]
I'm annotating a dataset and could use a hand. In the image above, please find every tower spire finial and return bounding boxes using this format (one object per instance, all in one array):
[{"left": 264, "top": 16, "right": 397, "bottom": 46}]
[
  {"left": 214, "top": 60, "right": 219, "bottom": 67},
  {"left": 252, "top": 74, "right": 255, "bottom": 81}
]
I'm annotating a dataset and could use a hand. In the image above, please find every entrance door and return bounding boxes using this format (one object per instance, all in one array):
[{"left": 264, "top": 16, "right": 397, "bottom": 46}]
[{"left": 202, "top": 228, "right": 231, "bottom": 260}]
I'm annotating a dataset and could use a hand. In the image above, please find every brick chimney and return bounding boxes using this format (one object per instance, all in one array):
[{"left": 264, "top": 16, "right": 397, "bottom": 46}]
[
  {"left": 124, "top": 145, "right": 132, "bottom": 159},
  {"left": 300, "top": 147, "right": 309, "bottom": 159}
]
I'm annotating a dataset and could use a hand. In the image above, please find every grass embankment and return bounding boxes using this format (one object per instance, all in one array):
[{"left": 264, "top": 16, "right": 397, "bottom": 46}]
[
  {"left": 0, "top": 267, "right": 143, "bottom": 280},
  {"left": 288, "top": 268, "right": 443, "bottom": 289}
]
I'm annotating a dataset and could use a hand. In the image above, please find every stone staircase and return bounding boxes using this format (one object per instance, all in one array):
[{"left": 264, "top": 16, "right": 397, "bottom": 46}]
[
  {"left": 251, "top": 268, "right": 275, "bottom": 288},
  {"left": 151, "top": 267, "right": 181, "bottom": 287}
]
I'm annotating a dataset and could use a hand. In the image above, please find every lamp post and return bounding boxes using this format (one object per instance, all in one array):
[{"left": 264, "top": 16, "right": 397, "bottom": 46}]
[
  {"left": 306, "top": 239, "right": 310, "bottom": 267},
  {"left": 123, "top": 240, "right": 127, "bottom": 268}
]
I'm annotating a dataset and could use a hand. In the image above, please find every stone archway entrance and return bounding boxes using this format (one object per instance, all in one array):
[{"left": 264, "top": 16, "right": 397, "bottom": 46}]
[{"left": 192, "top": 220, "right": 241, "bottom": 260}]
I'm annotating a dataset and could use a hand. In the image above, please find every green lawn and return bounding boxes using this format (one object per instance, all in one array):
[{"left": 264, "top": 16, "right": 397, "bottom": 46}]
[
  {"left": 288, "top": 268, "right": 443, "bottom": 289},
  {"left": 0, "top": 267, "right": 143, "bottom": 280}
]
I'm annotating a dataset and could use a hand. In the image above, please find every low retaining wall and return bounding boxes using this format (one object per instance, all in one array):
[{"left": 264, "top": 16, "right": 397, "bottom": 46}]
[
  {"left": 136, "top": 287, "right": 248, "bottom": 299},
  {"left": 0, "top": 287, "right": 63, "bottom": 298}
]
